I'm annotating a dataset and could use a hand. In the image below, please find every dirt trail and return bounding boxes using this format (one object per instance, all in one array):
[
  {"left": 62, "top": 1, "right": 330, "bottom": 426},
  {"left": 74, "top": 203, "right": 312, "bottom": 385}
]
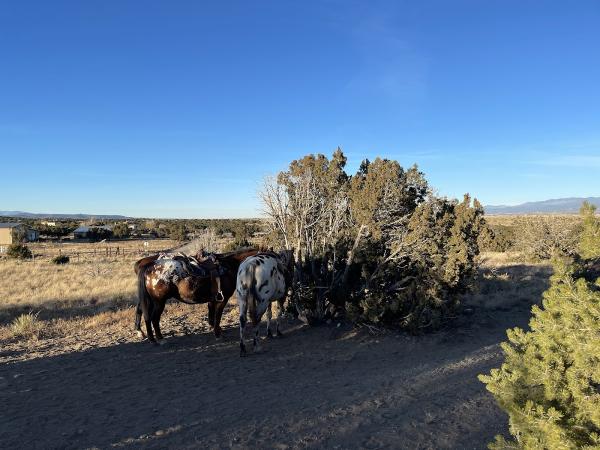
[{"left": 0, "top": 264, "right": 550, "bottom": 449}]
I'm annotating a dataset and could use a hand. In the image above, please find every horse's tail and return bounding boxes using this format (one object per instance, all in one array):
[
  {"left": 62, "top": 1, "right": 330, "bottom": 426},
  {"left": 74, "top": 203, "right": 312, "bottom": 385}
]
[
  {"left": 137, "top": 265, "right": 154, "bottom": 320},
  {"left": 247, "top": 274, "right": 259, "bottom": 326}
]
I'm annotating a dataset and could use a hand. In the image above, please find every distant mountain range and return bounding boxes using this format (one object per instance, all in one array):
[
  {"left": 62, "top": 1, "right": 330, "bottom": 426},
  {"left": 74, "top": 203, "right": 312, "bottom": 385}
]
[
  {"left": 0, "top": 211, "right": 130, "bottom": 220},
  {"left": 1, "top": 197, "right": 599, "bottom": 219},
  {"left": 485, "top": 197, "right": 600, "bottom": 215}
]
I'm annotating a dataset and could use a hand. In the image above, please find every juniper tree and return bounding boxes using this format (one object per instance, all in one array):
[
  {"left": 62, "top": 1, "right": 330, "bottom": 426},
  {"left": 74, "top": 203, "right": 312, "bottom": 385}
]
[
  {"left": 352, "top": 195, "right": 484, "bottom": 331},
  {"left": 260, "top": 149, "right": 483, "bottom": 330}
]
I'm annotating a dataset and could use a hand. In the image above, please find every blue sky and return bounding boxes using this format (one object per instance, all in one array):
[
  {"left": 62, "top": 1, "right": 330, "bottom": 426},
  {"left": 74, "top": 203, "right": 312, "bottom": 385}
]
[{"left": 1, "top": 1, "right": 599, "bottom": 218}]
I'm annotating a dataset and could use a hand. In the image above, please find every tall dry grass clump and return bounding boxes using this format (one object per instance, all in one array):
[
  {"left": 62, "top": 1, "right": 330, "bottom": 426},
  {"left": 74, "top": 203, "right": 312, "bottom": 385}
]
[{"left": 10, "top": 312, "right": 44, "bottom": 340}]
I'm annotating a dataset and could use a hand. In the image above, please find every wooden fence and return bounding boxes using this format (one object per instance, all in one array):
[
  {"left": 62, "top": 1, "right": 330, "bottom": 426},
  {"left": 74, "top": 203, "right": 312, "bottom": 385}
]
[{"left": 47, "top": 246, "right": 165, "bottom": 262}]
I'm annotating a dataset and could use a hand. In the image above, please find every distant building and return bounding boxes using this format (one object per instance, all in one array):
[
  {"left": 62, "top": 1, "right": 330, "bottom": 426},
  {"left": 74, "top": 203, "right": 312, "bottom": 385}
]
[
  {"left": 0, "top": 223, "right": 39, "bottom": 252},
  {"left": 41, "top": 220, "right": 57, "bottom": 227}
]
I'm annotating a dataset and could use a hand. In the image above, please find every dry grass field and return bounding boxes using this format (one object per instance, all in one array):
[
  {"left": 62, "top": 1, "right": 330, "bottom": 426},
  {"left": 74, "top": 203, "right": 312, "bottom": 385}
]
[
  {"left": 0, "top": 240, "right": 180, "bottom": 350},
  {"left": 0, "top": 240, "right": 178, "bottom": 321},
  {"left": 0, "top": 242, "right": 553, "bottom": 449}
]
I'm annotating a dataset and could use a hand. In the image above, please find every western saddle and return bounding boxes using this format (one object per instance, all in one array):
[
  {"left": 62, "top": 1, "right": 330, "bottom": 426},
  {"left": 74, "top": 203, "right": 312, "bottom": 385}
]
[{"left": 170, "top": 252, "right": 226, "bottom": 302}]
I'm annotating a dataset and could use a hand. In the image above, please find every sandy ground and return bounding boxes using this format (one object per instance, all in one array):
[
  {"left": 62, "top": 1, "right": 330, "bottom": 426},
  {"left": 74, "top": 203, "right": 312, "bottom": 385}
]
[{"left": 0, "top": 262, "right": 551, "bottom": 449}]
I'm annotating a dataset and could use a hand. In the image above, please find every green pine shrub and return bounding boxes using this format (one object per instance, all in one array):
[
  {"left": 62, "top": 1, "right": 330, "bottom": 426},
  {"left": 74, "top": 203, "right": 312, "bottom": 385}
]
[
  {"left": 7, "top": 243, "right": 32, "bottom": 259},
  {"left": 579, "top": 201, "right": 600, "bottom": 259},
  {"left": 479, "top": 258, "right": 600, "bottom": 449}
]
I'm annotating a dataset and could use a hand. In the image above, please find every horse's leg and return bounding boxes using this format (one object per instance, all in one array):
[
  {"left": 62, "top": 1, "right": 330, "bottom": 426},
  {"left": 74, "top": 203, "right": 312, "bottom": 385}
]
[
  {"left": 213, "top": 301, "right": 226, "bottom": 339},
  {"left": 208, "top": 301, "right": 215, "bottom": 327},
  {"left": 253, "top": 321, "right": 262, "bottom": 352},
  {"left": 239, "top": 295, "right": 248, "bottom": 356},
  {"left": 151, "top": 300, "right": 166, "bottom": 345},
  {"left": 266, "top": 303, "right": 273, "bottom": 338},
  {"left": 140, "top": 297, "right": 156, "bottom": 344},
  {"left": 135, "top": 301, "right": 145, "bottom": 339},
  {"left": 275, "top": 298, "right": 285, "bottom": 337}
]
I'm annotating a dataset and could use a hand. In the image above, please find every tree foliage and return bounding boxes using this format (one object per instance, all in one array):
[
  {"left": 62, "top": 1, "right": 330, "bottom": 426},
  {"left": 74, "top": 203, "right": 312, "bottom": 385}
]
[
  {"left": 7, "top": 243, "right": 32, "bottom": 259},
  {"left": 112, "top": 222, "right": 130, "bottom": 239},
  {"left": 579, "top": 201, "right": 600, "bottom": 259},
  {"left": 86, "top": 227, "right": 112, "bottom": 242},
  {"left": 349, "top": 195, "right": 485, "bottom": 331},
  {"left": 478, "top": 223, "right": 515, "bottom": 253},
  {"left": 513, "top": 216, "right": 580, "bottom": 261},
  {"left": 260, "top": 148, "right": 485, "bottom": 330},
  {"left": 480, "top": 259, "right": 600, "bottom": 449},
  {"left": 10, "top": 227, "right": 27, "bottom": 243},
  {"left": 168, "top": 223, "right": 187, "bottom": 241}
]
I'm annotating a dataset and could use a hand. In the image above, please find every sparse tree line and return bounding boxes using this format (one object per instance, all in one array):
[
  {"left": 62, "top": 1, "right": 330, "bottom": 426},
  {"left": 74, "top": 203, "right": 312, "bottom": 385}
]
[
  {"left": 478, "top": 213, "right": 588, "bottom": 261},
  {"left": 3, "top": 217, "right": 264, "bottom": 243}
]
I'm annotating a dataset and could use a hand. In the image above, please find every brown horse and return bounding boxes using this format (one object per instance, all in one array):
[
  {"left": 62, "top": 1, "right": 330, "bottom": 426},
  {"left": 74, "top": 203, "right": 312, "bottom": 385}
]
[{"left": 134, "top": 248, "right": 259, "bottom": 344}]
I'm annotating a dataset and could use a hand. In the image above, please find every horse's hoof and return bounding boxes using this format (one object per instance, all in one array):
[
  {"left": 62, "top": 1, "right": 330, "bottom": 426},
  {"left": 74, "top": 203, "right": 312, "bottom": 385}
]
[{"left": 267, "top": 330, "right": 274, "bottom": 339}]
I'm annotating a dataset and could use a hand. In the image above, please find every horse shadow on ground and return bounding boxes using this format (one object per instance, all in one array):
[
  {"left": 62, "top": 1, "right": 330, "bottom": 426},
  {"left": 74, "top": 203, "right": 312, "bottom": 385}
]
[{"left": 0, "top": 262, "right": 553, "bottom": 449}]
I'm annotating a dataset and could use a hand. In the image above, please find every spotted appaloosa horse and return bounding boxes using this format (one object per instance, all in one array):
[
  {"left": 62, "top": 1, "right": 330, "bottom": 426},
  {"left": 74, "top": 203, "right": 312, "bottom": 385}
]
[
  {"left": 134, "top": 248, "right": 259, "bottom": 344},
  {"left": 236, "top": 250, "right": 294, "bottom": 356}
]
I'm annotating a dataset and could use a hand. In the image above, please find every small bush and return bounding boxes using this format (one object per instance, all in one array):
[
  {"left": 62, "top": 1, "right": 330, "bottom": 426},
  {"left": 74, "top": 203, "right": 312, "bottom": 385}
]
[
  {"left": 6, "top": 244, "right": 32, "bottom": 259},
  {"left": 479, "top": 259, "right": 600, "bottom": 449},
  {"left": 11, "top": 312, "right": 44, "bottom": 340},
  {"left": 51, "top": 255, "right": 70, "bottom": 265}
]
